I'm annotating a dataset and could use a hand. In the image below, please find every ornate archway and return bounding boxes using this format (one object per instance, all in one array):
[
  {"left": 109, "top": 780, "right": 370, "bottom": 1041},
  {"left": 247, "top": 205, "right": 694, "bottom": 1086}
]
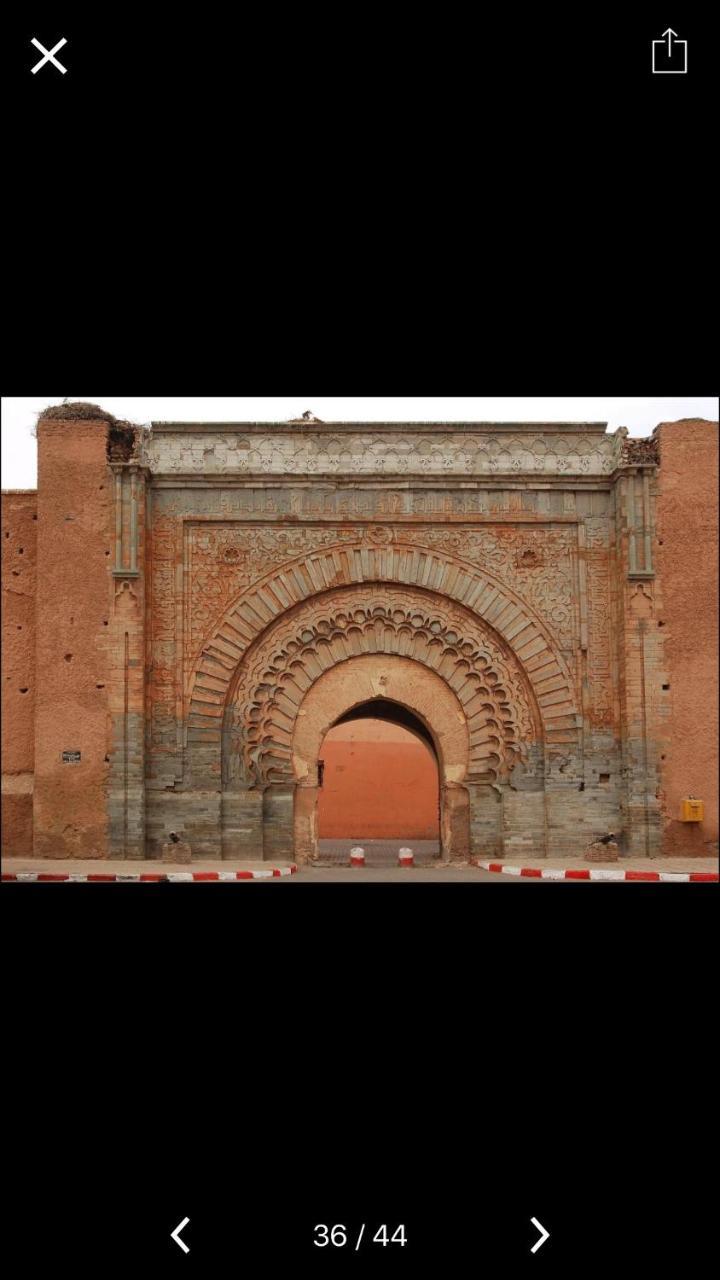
[{"left": 217, "top": 582, "right": 550, "bottom": 862}]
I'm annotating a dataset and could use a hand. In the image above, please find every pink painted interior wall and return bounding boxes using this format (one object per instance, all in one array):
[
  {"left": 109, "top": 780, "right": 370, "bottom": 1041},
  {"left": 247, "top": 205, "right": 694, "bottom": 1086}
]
[{"left": 317, "top": 718, "right": 440, "bottom": 839}]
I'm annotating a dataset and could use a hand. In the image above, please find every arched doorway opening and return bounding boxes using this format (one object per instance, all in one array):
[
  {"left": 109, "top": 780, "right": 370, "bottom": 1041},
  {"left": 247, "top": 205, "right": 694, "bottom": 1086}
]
[
  {"left": 317, "top": 699, "right": 440, "bottom": 861},
  {"left": 292, "top": 657, "right": 471, "bottom": 864}
]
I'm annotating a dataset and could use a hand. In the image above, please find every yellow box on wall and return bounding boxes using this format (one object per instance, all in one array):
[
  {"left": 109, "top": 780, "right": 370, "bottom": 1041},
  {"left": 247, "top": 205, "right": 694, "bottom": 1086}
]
[{"left": 680, "top": 798, "right": 704, "bottom": 822}]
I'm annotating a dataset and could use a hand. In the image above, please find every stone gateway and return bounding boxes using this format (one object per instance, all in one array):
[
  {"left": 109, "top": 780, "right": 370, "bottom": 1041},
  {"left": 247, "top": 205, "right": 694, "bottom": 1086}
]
[{"left": 2, "top": 407, "right": 718, "bottom": 862}]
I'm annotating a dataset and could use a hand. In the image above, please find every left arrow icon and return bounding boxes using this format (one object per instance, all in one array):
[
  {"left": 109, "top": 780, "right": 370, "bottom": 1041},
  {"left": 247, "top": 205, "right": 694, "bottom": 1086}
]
[{"left": 171, "top": 1217, "right": 190, "bottom": 1254}]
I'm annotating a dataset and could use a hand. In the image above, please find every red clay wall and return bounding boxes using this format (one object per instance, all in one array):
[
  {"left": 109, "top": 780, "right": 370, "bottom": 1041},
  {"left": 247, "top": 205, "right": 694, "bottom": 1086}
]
[
  {"left": 1, "top": 491, "right": 38, "bottom": 855},
  {"left": 32, "top": 410, "right": 114, "bottom": 858},
  {"left": 656, "top": 418, "right": 719, "bottom": 854},
  {"left": 318, "top": 719, "right": 440, "bottom": 839}
]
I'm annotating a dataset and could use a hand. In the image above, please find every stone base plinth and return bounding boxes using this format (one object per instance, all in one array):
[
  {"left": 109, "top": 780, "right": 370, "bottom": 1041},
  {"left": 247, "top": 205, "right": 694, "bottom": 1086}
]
[
  {"left": 162, "top": 839, "right": 192, "bottom": 864},
  {"left": 585, "top": 840, "right": 619, "bottom": 863}
]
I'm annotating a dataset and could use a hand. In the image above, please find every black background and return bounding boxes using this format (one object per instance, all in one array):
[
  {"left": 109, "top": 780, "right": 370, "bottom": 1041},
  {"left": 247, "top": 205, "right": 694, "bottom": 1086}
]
[{"left": 2, "top": 3, "right": 718, "bottom": 1274}]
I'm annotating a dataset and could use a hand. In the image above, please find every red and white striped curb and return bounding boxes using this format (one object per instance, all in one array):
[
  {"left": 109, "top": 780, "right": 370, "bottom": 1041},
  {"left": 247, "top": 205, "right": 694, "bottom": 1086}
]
[
  {"left": 472, "top": 860, "right": 718, "bottom": 882},
  {"left": 2, "top": 865, "right": 298, "bottom": 883}
]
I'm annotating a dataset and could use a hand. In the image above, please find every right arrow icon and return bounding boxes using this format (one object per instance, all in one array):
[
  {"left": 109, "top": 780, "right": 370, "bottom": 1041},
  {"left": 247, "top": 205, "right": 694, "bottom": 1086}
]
[{"left": 530, "top": 1217, "right": 550, "bottom": 1254}]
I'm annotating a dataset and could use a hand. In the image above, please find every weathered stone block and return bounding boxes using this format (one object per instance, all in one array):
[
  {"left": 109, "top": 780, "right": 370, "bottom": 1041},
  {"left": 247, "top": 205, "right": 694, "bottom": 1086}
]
[
  {"left": 162, "top": 838, "right": 192, "bottom": 864},
  {"left": 585, "top": 840, "right": 619, "bottom": 863}
]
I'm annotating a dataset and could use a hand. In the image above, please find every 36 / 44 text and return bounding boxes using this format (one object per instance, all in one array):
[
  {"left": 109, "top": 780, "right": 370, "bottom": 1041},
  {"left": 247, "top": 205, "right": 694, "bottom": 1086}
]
[{"left": 313, "top": 1225, "right": 407, "bottom": 1250}]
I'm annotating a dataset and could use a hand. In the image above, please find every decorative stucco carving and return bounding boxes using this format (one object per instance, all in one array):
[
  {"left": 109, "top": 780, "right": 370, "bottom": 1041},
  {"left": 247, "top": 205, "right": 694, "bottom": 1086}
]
[
  {"left": 224, "top": 587, "right": 538, "bottom": 789},
  {"left": 185, "top": 523, "right": 578, "bottom": 669},
  {"left": 142, "top": 428, "right": 619, "bottom": 477},
  {"left": 394, "top": 526, "right": 576, "bottom": 651},
  {"left": 186, "top": 525, "right": 367, "bottom": 663}
]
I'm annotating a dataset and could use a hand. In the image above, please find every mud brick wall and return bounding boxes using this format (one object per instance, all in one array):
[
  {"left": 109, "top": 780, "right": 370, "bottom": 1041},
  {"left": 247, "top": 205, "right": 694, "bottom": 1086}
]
[
  {"left": 317, "top": 719, "right": 439, "bottom": 840},
  {"left": 1, "top": 491, "right": 38, "bottom": 854},
  {"left": 656, "top": 420, "right": 719, "bottom": 853},
  {"left": 32, "top": 410, "right": 114, "bottom": 858}
]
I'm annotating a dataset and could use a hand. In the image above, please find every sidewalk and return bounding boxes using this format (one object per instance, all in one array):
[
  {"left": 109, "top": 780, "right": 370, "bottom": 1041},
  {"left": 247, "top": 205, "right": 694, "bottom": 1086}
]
[
  {"left": 2, "top": 854, "right": 717, "bottom": 884},
  {"left": 1, "top": 857, "right": 297, "bottom": 882},
  {"left": 471, "top": 854, "right": 718, "bottom": 882}
]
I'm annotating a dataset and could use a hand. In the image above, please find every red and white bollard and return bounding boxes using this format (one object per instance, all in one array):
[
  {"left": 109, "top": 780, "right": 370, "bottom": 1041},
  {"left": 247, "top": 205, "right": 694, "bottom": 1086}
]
[
  {"left": 398, "top": 847, "right": 414, "bottom": 867},
  {"left": 350, "top": 846, "right": 365, "bottom": 867}
]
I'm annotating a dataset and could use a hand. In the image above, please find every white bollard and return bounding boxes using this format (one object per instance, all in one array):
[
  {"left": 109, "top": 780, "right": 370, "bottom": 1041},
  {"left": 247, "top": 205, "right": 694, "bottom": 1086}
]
[
  {"left": 350, "top": 846, "right": 365, "bottom": 867},
  {"left": 398, "top": 847, "right": 414, "bottom": 867}
]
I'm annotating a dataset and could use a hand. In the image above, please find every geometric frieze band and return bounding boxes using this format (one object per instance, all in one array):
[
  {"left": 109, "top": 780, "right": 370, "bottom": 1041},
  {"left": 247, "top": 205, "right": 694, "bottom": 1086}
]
[{"left": 142, "top": 427, "right": 622, "bottom": 477}]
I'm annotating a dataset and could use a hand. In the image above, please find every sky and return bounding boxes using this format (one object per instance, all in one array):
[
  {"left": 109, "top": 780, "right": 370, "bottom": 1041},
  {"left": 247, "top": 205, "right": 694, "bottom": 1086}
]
[{"left": 1, "top": 396, "right": 717, "bottom": 489}]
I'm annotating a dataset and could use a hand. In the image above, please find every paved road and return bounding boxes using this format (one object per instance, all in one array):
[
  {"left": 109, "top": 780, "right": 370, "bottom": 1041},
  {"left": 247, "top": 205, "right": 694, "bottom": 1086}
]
[
  {"left": 308, "top": 840, "right": 569, "bottom": 879},
  {"left": 318, "top": 838, "right": 440, "bottom": 863},
  {"left": 279, "top": 866, "right": 563, "bottom": 883}
]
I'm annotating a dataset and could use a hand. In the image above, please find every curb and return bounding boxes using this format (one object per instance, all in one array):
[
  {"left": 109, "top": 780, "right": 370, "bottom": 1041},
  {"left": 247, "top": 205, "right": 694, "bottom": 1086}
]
[
  {"left": 472, "top": 860, "right": 718, "bottom": 883},
  {"left": 1, "top": 865, "right": 298, "bottom": 883}
]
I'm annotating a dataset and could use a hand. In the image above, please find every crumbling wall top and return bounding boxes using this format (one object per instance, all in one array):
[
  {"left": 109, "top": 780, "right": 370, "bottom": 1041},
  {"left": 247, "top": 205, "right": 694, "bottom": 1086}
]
[
  {"left": 37, "top": 403, "right": 148, "bottom": 464},
  {"left": 39, "top": 402, "right": 118, "bottom": 423}
]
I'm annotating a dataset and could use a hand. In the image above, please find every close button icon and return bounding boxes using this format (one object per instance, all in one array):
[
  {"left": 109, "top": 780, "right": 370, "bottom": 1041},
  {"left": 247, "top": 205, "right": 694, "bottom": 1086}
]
[{"left": 31, "top": 37, "right": 68, "bottom": 75}]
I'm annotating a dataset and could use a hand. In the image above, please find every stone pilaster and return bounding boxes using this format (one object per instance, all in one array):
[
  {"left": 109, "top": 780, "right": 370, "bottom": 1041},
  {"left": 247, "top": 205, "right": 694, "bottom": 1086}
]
[
  {"left": 615, "top": 458, "right": 664, "bottom": 856},
  {"left": 107, "top": 462, "right": 147, "bottom": 857}
]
